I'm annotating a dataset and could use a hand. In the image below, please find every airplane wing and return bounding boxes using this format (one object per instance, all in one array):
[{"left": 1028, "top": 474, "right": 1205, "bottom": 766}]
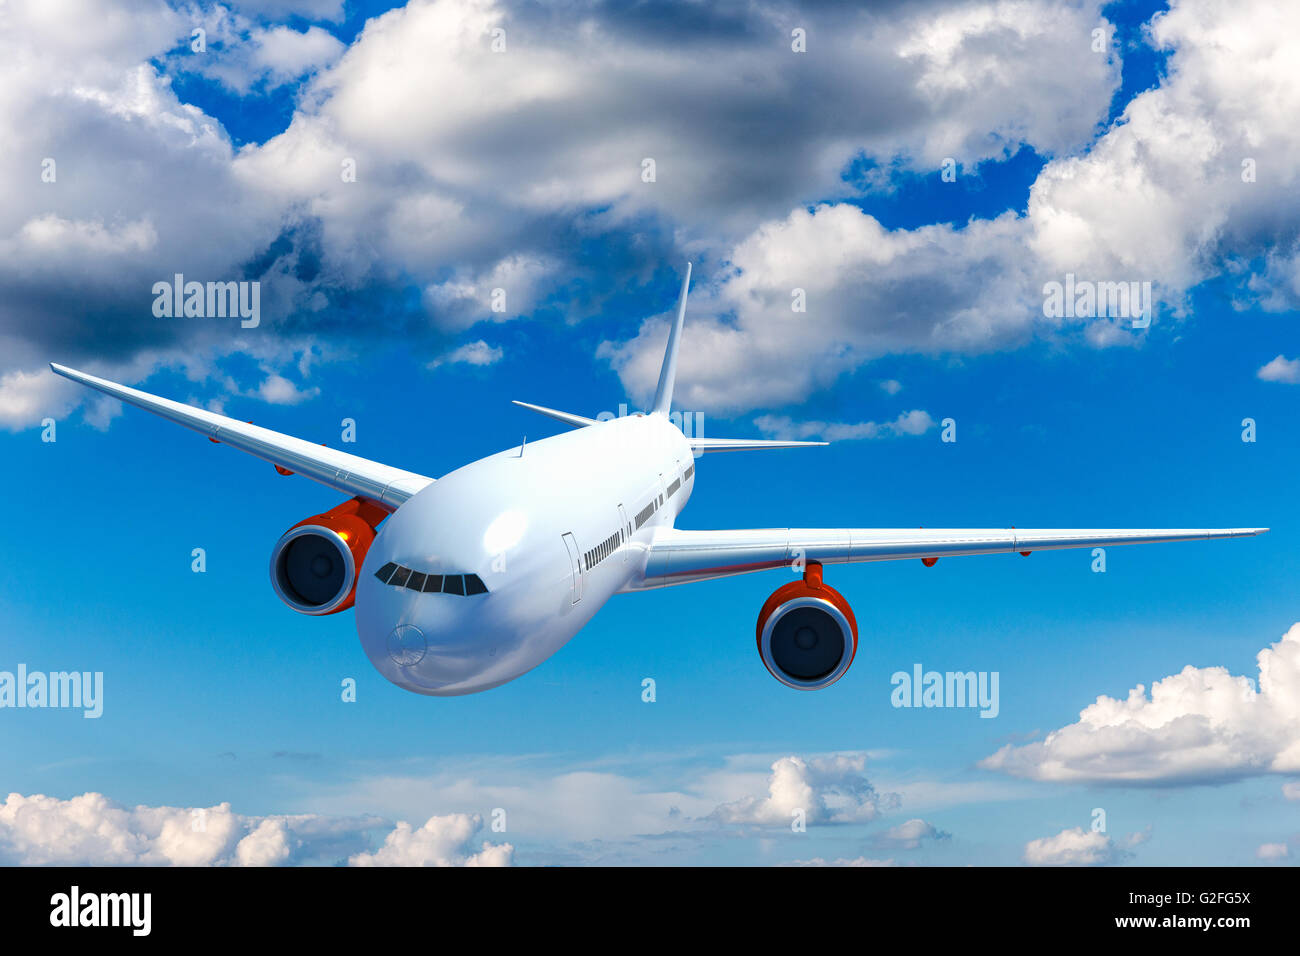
[
  {"left": 633, "top": 526, "right": 1267, "bottom": 588},
  {"left": 50, "top": 363, "right": 434, "bottom": 511}
]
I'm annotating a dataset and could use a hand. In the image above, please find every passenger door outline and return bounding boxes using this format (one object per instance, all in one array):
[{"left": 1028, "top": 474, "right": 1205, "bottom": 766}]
[{"left": 561, "top": 532, "right": 582, "bottom": 604}]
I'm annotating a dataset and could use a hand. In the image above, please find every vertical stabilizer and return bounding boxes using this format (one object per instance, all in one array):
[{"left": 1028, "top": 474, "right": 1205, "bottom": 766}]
[{"left": 651, "top": 262, "right": 692, "bottom": 415}]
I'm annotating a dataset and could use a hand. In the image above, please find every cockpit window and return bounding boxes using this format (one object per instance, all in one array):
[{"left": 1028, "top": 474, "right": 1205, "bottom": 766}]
[{"left": 374, "top": 565, "right": 486, "bottom": 595}]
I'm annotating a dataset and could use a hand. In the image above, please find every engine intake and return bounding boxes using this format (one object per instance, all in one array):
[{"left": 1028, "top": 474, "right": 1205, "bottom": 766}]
[
  {"left": 270, "top": 498, "right": 387, "bottom": 615},
  {"left": 756, "top": 562, "right": 857, "bottom": 690}
]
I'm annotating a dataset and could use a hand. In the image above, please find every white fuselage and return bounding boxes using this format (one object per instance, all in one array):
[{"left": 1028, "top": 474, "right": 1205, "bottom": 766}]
[{"left": 354, "top": 413, "right": 695, "bottom": 695}]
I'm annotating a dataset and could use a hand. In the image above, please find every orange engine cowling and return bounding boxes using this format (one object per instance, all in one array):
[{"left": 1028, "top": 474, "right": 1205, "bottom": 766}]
[
  {"left": 756, "top": 561, "right": 858, "bottom": 690},
  {"left": 269, "top": 497, "right": 388, "bottom": 615}
]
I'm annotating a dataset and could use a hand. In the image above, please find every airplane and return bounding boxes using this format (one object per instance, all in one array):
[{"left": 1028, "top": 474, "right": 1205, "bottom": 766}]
[{"left": 51, "top": 263, "right": 1267, "bottom": 696}]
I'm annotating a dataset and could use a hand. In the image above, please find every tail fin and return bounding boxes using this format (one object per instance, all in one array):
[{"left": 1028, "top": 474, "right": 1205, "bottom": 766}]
[{"left": 651, "top": 262, "right": 691, "bottom": 415}]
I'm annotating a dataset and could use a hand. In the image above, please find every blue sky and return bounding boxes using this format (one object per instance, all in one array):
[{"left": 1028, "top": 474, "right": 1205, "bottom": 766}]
[{"left": 1, "top": 0, "right": 1298, "bottom": 866}]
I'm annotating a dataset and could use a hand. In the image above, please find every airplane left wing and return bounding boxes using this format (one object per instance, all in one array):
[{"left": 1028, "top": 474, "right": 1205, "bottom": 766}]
[
  {"left": 632, "top": 525, "right": 1267, "bottom": 589},
  {"left": 50, "top": 363, "right": 434, "bottom": 511}
]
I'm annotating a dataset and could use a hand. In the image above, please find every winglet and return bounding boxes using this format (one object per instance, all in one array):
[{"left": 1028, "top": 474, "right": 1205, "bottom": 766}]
[{"left": 651, "top": 262, "right": 691, "bottom": 416}]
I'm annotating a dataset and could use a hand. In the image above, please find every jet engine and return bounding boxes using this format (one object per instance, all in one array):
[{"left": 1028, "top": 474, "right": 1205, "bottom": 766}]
[
  {"left": 756, "top": 561, "right": 857, "bottom": 690},
  {"left": 270, "top": 497, "right": 388, "bottom": 615}
]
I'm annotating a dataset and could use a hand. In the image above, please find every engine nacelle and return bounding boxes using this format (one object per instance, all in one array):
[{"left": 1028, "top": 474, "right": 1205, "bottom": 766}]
[
  {"left": 270, "top": 497, "right": 388, "bottom": 615},
  {"left": 756, "top": 561, "right": 857, "bottom": 690}
]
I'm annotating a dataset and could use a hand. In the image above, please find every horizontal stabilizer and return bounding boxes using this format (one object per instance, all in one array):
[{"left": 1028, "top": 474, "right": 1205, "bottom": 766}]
[
  {"left": 511, "top": 400, "right": 597, "bottom": 429},
  {"left": 688, "top": 437, "right": 829, "bottom": 453}
]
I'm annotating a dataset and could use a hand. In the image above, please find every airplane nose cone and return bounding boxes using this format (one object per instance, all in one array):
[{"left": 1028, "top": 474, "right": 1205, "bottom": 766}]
[{"left": 355, "top": 562, "right": 518, "bottom": 696}]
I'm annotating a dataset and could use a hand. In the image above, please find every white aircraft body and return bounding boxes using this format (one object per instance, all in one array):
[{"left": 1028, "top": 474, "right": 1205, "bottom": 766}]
[{"left": 51, "top": 265, "right": 1267, "bottom": 696}]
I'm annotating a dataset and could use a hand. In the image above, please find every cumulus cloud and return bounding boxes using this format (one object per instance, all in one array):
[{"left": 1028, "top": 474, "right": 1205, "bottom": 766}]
[
  {"left": 0, "top": 791, "right": 508, "bottom": 866},
  {"left": 1256, "top": 842, "right": 1289, "bottom": 860},
  {"left": 348, "top": 813, "right": 513, "bottom": 866},
  {"left": 873, "top": 817, "right": 950, "bottom": 850},
  {"left": 167, "top": 8, "right": 345, "bottom": 94},
  {"left": 428, "top": 340, "right": 504, "bottom": 368},
  {"left": 603, "top": 205, "right": 1038, "bottom": 411},
  {"left": 254, "top": 371, "right": 320, "bottom": 404},
  {"left": 1022, "top": 826, "right": 1141, "bottom": 866},
  {"left": 1257, "top": 355, "right": 1300, "bottom": 384},
  {"left": 604, "top": 0, "right": 1300, "bottom": 410},
  {"left": 710, "top": 754, "right": 900, "bottom": 826},
  {"left": 0, "top": 0, "right": 1125, "bottom": 425},
  {"left": 982, "top": 623, "right": 1300, "bottom": 786},
  {"left": 1283, "top": 781, "right": 1300, "bottom": 801},
  {"left": 3, "top": 0, "right": 1297, "bottom": 426},
  {"left": 755, "top": 409, "right": 935, "bottom": 442},
  {"left": 790, "top": 856, "right": 898, "bottom": 867}
]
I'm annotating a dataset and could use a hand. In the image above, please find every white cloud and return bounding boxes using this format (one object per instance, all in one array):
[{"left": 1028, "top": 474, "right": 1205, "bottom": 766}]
[
  {"left": 602, "top": 205, "right": 1038, "bottom": 412},
  {"left": 1256, "top": 842, "right": 1289, "bottom": 860},
  {"left": 874, "top": 818, "right": 950, "bottom": 850},
  {"left": 428, "top": 340, "right": 504, "bottom": 368},
  {"left": 348, "top": 813, "right": 512, "bottom": 867},
  {"left": 255, "top": 372, "right": 320, "bottom": 404},
  {"left": 301, "top": 750, "right": 954, "bottom": 862},
  {"left": 421, "top": 254, "right": 557, "bottom": 330},
  {"left": 251, "top": 26, "right": 345, "bottom": 87},
  {"left": 604, "top": 0, "right": 1300, "bottom": 411},
  {"left": 168, "top": 10, "right": 344, "bottom": 94},
  {"left": 710, "top": 754, "right": 899, "bottom": 826},
  {"left": 1023, "top": 826, "right": 1136, "bottom": 866},
  {"left": 0, "top": 367, "right": 74, "bottom": 428},
  {"left": 0, "top": 791, "right": 506, "bottom": 866},
  {"left": 235, "top": 819, "right": 291, "bottom": 867},
  {"left": 1283, "top": 781, "right": 1300, "bottom": 801},
  {"left": 1257, "top": 355, "right": 1300, "bottom": 384},
  {"left": 982, "top": 623, "right": 1300, "bottom": 785},
  {"left": 1027, "top": 0, "right": 1300, "bottom": 299},
  {"left": 3, "top": 0, "right": 1297, "bottom": 425},
  {"left": 754, "top": 410, "right": 935, "bottom": 442},
  {"left": 790, "top": 856, "right": 898, "bottom": 867}
]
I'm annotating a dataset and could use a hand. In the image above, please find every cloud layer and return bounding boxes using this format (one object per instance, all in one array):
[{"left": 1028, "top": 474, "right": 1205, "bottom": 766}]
[
  {"left": 982, "top": 623, "right": 1300, "bottom": 785},
  {"left": 0, "top": 791, "right": 511, "bottom": 866}
]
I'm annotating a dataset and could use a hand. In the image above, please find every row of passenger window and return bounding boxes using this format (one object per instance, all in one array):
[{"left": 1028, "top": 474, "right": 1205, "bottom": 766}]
[
  {"left": 584, "top": 528, "right": 622, "bottom": 572},
  {"left": 634, "top": 498, "right": 657, "bottom": 530},
  {"left": 374, "top": 562, "right": 488, "bottom": 595}
]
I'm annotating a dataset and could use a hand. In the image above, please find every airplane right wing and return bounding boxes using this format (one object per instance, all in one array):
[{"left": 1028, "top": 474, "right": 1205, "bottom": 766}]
[
  {"left": 632, "top": 526, "right": 1268, "bottom": 589},
  {"left": 51, "top": 363, "right": 434, "bottom": 511}
]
